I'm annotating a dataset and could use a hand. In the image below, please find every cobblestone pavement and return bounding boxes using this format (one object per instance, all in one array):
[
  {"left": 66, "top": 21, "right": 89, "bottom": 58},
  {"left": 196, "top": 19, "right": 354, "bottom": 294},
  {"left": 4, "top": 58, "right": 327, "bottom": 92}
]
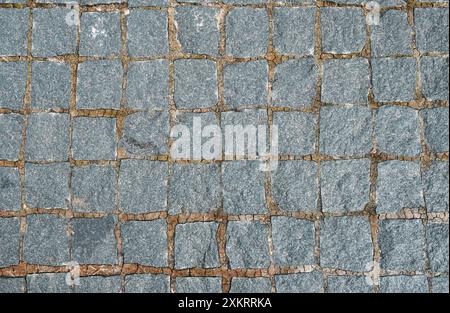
[{"left": 0, "top": 0, "right": 449, "bottom": 293}]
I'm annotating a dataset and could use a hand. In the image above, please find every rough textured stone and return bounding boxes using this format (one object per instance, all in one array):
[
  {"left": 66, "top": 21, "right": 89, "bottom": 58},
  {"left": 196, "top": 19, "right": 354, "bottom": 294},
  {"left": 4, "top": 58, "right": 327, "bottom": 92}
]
[
  {"left": 272, "top": 161, "right": 318, "bottom": 212},
  {"left": 72, "top": 216, "right": 118, "bottom": 265},
  {"left": 226, "top": 8, "right": 269, "bottom": 57},
  {"left": 0, "top": 9, "right": 28, "bottom": 56},
  {"left": 122, "top": 220, "right": 168, "bottom": 267},
  {"left": 129, "top": 0, "right": 169, "bottom": 6},
  {"left": 174, "top": 222, "right": 219, "bottom": 269},
  {"left": 32, "top": 8, "right": 77, "bottom": 57},
  {"left": 415, "top": 8, "right": 449, "bottom": 53},
  {"left": 222, "top": 161, "right": 266, "bottom": 215},
  {"left": 80, "top": 12, "right": 121, "bottom": 57},
  {"left": 174, "top": 59, "right": 218, "bottom": 109},
  {"left": 76, "top": 60, "right": 123, "bottom": 109},
  {"left": 372, "top": 58, "right": 417, "bottom": 102},
  {"left": 273, "top": 7, "right": 315, "bottom": 55},
  {"left": 0, "top": 61, "right": 28, "bottom": 109},
  {"left": 0, "top": 113, "right": 23, "bottom": 161},
  {"left": 0, "top": 167, "right": 21, "bottom": 211},
  {"left": 423, "top": 161, "right": 449, "bottom": 213},
  {"left": 379, "top": 219, "right": 426, "bottom": 271},
  {"left": 0, "top": 217, "right": 20, "bottom": 267},
  {"left": 127, "top": 9, "right": 168, "bottom": 57},
  {"left": 72, "top": 117, "right": 117, "bottom": 160},
  {"left": 76, "top": 276, "right": 121, "bottom": 293},
  {"left": 175, "top": 6, "right": 220, "bottom": 55},
  {"left": 322, "top": 58, "right": 370, "bottom": 105},
  {"left": 224, "top": 61, "right": 268, "bottom": 108},
  {"left": 376, "top": 161, "right": 424, "bottom": 213},
  {"left": 380, "top": 276, "right": 428, "bottom": 293},
  {"left": 27, "top": 273, "right": 71, "bottom": 293},
  {"left": 125, "top": 274, "right": 170, "bottom": 293},
  {"left": 25, "top": 163, "right": 70, "bottom": 209},
  {"left": 176, "top": 277, "right": 222, "bottom": 293},
  {"left": 321, "top": 159, "right": 371, "bottom": 213},
  {"left": 319, "top": 107, "right": 372, "bottom": 156},
  {"left": 31, "top": 61, "right": 71, "bottom": 109},
  {"left": 321, "top": 7, "right": 366, "bottom": 54},
  {"left": 375, "top": 106, "right": 421, "bottom": 156},
  {"left": 126, "top": 60, "right": 169, "bottom": 110},
  {"left": 272, "top": 217, "right": 315, "bottom": 267},
  {"left": 327, "top": 276, "right": 372, "bottom": 293},
  {"left": 422, "top": 108, "right": 449, "bottom": 153},
  {"left": 420, "top": 57, "right": 449, "bottom": 101},
  {"left": 275, "top": 272, "right": 323, "bottom": 293},
  {"left": 432, "top": 276, "right": 449, "bottom": 293},
  {"left": 229, "top": 278, "right": 272, "bottom": 293},
  {"left": 81, "top": 0, "right": 121, "bottom": 3},
  {"left": 0, "top": 278, "right": 24, "bottom": 293},
  {"left": 320, "top": 216, "right": 373, "bottom": 271},
  {"left": 169, "top": 163, "right": 221, "bottom": 214},
  {"left": 427, "top": 223, "right": 449, "bottom": 273},
  {"left": 273, "top": 59, "right": 317, "bottom": 108},
  {"left": 226, "top": 221, "right": 269, "bottom": 269},
  {"left": 72, "top": 165, "right": 116, "bottom": 213}
]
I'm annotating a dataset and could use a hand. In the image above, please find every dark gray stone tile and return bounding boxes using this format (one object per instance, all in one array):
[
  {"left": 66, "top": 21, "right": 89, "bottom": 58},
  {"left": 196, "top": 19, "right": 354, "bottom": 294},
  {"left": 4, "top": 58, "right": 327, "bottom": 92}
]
[
  {"left": 275, "top": 272, "right": 323, "bottom": 293},
  {"left": 380, "top": 275, "right": 428, "bottom": 293},
  {"left": 27, "top": 273, "right": 72, "bottom": 293},
  {"left": 415, "top": 8, "right": 449, "bottom": 53},
  {"left": 0, "top": 217, "right": 20, "bottom": 267},
  {"left": 0, "top": 277, "right": 25, "bottom": 293},
  {"left": 0, "top": 9, "right": 28, "bottom": 56},
  {"left": 125, "top": 274, "right": 170, "bottom": 293},
  {"left": 0, "top": 61, "right": 27, "bottom": 110},
  {"left": 75, "top": 276, "right": 121, "bottom": 293},
  {"left": 427, "top": 223, "right": 449, "bottom": 273},
  {"left": 129, "top": 0, "right": 169, "bottom": 6},
  {"left": 432, "top": 276, "right": 449, "bottom": 293},
  {"left": 327, "top": 276, "right": 372, "bottom": 293},
  {"left": 0, "top": 113, "right": 23, "bottom": 161},
  {"left": 420, "top": 57, "right": 449, "bottom": 101},
  {"left": 422, "top": 108, "right": 449, "bottom": 153},
  {"left": 229, "top": 278, "right": 272, "bottom": 293},
  {"left": 176, "top": 277, "right": 222, "bottom": 293},
  {"left": 423, "top": 161, "right": 449, "bottom": 213},
  {"left": 80, "top": 12, "right": 121, "bottom": 57},
  {"left": 0, "top": 167, "right": 21, "bottom": 211}
]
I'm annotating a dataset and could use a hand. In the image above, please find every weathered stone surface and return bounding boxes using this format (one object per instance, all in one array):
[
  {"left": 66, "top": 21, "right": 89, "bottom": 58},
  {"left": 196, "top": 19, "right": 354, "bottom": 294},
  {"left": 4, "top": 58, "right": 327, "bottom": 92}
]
[
  {"left": 327, "top": 276, "right": 372, "bottom": 293},
  {"left": 423, "top": 161, "right": 449, "bottom": 213},
  {"left": 229, "top": 278, "right": 272, "bottom": 293},
  {"left": 0, "top": 9, "right": 28, "bottom": 56},
  {"left": 415, "top": 8, "right": 449, "bottom": 53},
  {"left": 275, "top": 272, "right": 323, "bottom": 293},
  {"left": 0, "top": 114, "right": 23, "bottom": 161},
  {"left": 125, "top": 274, "right": 170, "bottom": 293},
  {"left": 76, "top": 276, "right": 121, "bottom": 293},
  {"left": 0, "top": 61, "right": 27, "bottom": 110},
  {"left": 380, "top": 276, "right": 428, "bottom": 293},
  {"left": 427, "top": 223, "right": 449, "bottom": 273},
  {"left": 0, "top": 167, "right": 21, "bottom": 211},
  {"left": 0, "top": 217, "right": 20, "bottom": 267},
  {"left": 0, "top": 278, "right": 24, "bottom": 293},
  {"left": 129, "top": 0, "right": 169, "bottom": 6},
  {"left": 176, "top": 277, "right": 222, "bottom": 293},
  {"left": 422, "top": 108, "right": 449, "bottom": 153},
  {"left": 420, "top": 57, "right": 449, "bottom": 101},
  {"left": 80, "top": 12, "right": 121, "bottom": 57},
  {"left": 27, "top": 273, "right": 72, "bottom": 293},
  {"left": 432, "top": 276, "right": 449, "bottom": 293}
]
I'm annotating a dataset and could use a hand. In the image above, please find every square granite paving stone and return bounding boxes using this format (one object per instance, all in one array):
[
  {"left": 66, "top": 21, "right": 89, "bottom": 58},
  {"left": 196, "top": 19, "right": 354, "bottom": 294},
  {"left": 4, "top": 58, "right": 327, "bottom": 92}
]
[
  {"left": 372, "top": 57, "right": 417, "bottom": 102},
  {"left": 320, "top": 216, "right": 373, "bottom": 272},
  {"left": 124, "top": 274, "right": 170, "bottom": 293},
  {"left": 0, "top": 61, "right": 27, "bottom": 110},
  {"left": 119, "top": 160, "right": 167, "bottom": 214},
  {"left": 321, "top": 58, "right": 370, "bottom": 105},
  {"left": 0, "top": 167, "right": 21, "bottom": 211},
  {"left": 174, "top": 222, "right": 220, "bottom": 269},
  {"left": 271, "top": 217, "right": 315, "bottom": 267},
  {"left": 119, "top": 110, "right": 169, "bottom": 157},
  {"left": 273, "top": 7, "right": 315, "bottom": 56},
  {"left": 422, "top": 161, "right": 449, "bottom": 213},
  {"left": 375, "top": 106, "right": 421, "bottom": 157},
  {"left": 432, "top": 277, "right": 449, "bottom": 293},
  {"left": 25, "top": 163, "right": 70, "bottom": 209},
  {"left": 378, "top": 219, "right": 426, "bottom": 271},
  {"left": 320, "top": 159, "right": 371, "bottom": 213},
  {"left": 79, "top": 12, "right": 121, "bottom": 57},
  {"left": 32, "top": 8, "right": 77, "bottom": 57},
  {"left": 275, "top": 272, "right": 324, "bottom": 293},
  {"left": 319, "top": 106, "right": 372, "bottom": 157},
  {"left": 271, "top": 160, "right": 318, "bottom": 212},
  {"left": 229, "top": 278, "right": 272, "bottom": 293},
  {"left": 27, "top": 273, "right": 72, "bottom": 293},
  {"left": 376, "top": 161, "right": 424, "bottom": 213},
  {"left": 422, "top": 108, "right": 449, "bottom": 153},
  {"left": 31, "top": 61, "right": 71, "bottom": 109},
  {"left": 327, "top": 276, "right": 373, "bottom": 293},
  {"left": 126, "top": 60, "right": 169, "bottom": 110},
  {"left": 370, "top": 10, "right": 413, "bottom": 57},
  {"left": 128, "top": 0, "right": 169, "bottom": 5},
  {"left": 0, "top": 113, "right": 23, "bottom": 161},
  {"left": 76, "top": 60, "right": 123, "bottom": 109},
  {"left": 71, "top": 216, "right": 118, "bottom": 265},
  {"left": 420, "top": 57, "right": 449, "bottom": 101},
  {"left": 320, "top": 7, "right": 366, "bottom": 54},
  {"left": 168, "top": 163, "right": 221, "bottom": 214},
  {"left": 72, "top": 117, "right": 117, "bottom": 161},
  {"left": 72, "top": 165, "right": 116, "bottom": 213},
  {"left": 0, "top": 217, "right": 20, "bottom": 267},
  {"left": 226, "top": 221, "right": 270, "bottom": 269},
  {"left": 415, "top": 8, "right": 449, "bottom": 53},
  {"left": 174, "top": 59, "right": 218, "bottom": 109},
  {"left": 225, "top": 8, "right": 269, "bottom": 58},
  {"left": 122, "top": 220, "right": 168, "bottom": 267},
  {"left": 0, "top": 9, "right": 29, "bottom": 57},
  {"left": 0, "top": 278, "right": 25, "bottom": 293},
  {"left": 24, "top": 214, "right": 69, "bottom": 266},
  {"left": 176, "top": 277, "right": 222, "bottom": 293},
  {"left": 222, "top": 160, "right": 266, "bottom": 215},
  {"left": 380, "top": 276, "right": 428, "bottom": 293},
  {"left": 175, "top": 6, "right": 220, "bottom": 56},
  {"left": 223, "top": 61, "right": 268, "bottom": 109},
  {"left": 427, "top": 223, "right": 449, "bottom": 273},
  {"left": 127, "top": 9, "right": 168, "bottom": 57},
  {"left": 272, "top": 58, "right": 317, "bottom": 108},
  {"left": 25, "top": 113, "right": 70, "bottom": 162},
  {"left": 75, "top": 276, "right": 121, "bottom": 293}
]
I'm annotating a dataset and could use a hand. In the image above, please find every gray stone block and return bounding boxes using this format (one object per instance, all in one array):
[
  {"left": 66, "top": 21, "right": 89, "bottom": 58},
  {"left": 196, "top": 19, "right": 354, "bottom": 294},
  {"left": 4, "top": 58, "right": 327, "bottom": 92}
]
[
  {"left": 226, "top": 221, "right": 270, "bottom": 269},
  {"left": 427, "top": 223, "right": 449, "bottom": 273},
  {"left": 275, "top": 272, "right": 323, "bottom": 293},
  {"left": 223, "top": 0, "right": 266, "bottom": 3},
  {"left": 432, "top": 276, "right": 449, "bottom": 293},
  {"left": 327, "top": 276, "right": 372, "bottom": 293},
  {"left": 25, "top": 163, "right": 70, "bottom": 209},
  {"left": 423, "top": 161, "right": 449, "bottom": 213},
  {"left": 422, "top": 108, "right": 449, "bottom": 153},
  {"left": 326, "top": 0, "right": 406, "bottom": 4},
  {"left": 0, "top": 61, "right": 27, "bottom": 110},
  {"left": 129, "top": 0, "right": 169, "bottom": 6},
  {"left": 0, "top": 278, "right": 24, "bottom": 293},
  {"left": 0, "top": 217, "right": 20, "bottom": 267},
  {"left": 380, "top": 276, "right": 428, "bottom": 293},
  {"left": 229, "top": 278, "right": 272, "bottom": 293},
  {"left": 0, "top": 113, "right": 23, "bottom": 161},
  {"left": 122, "top": 220, "right": 168, "bottom": 267},
  {"left": 0, "top": 167, "right": 21, "bottom": 211},
  {"left": 174, "top": 222, "right": 219, "bottom": 269},
  {"left": 0, "top": 9, "right": 28, "bottom": 56},
  {"left": 415, "top": 8, "right": 449, "bottom": 53},
  {"left": 321, "top": 159, "right": 371, "bottom": 213},
  {"left": 376, "top": 161, "right": 424, "bottom": 213},
  {"left": 272, "top": 58, "right": 317, "bottom": 108},
  {"left": 272, "top": 217, "right": 315, "bottom": 267},
  {"left": 125, "top": 274, "right": 170, "bottom": 293},
  {"left": 81, "top": 0, "right": 121, "bottom": 3},
  {"left": 420, "top": 57, "right": 449, "bottom": 101},
  {"left": 27, "top": 273, "right": 72, "bottom": 293},
  {"left": 176, "top": 277, "right": 222, "bottom": 293},
  {"left": 80, "top": 12, "right": 121, "bottom": 57},
  {"left": 76, "top": 276, "right": 121, "bottom": 293},
  {"left": 379, "top": 219, "right": 426, "bottom": 271}
]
